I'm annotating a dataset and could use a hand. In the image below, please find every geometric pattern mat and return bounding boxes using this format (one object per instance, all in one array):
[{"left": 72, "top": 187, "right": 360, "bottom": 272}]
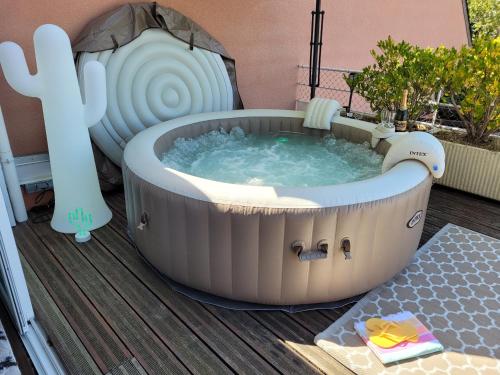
[{"left": 315, "top": 224, "right": 500, "bottom": 374}]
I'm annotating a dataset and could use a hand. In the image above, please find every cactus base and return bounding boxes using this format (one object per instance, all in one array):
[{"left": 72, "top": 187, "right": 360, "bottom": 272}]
[{"left": 75, "top": 231, "right": 91, "bottom": 243}]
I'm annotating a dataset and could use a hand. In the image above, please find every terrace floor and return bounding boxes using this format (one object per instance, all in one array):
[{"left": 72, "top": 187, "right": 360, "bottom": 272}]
[{"left": 12, "top": 184, "right": 500, "bottom": 374}]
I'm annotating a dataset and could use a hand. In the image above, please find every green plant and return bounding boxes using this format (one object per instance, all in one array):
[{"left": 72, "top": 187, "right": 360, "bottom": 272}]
[
  {"left": 468, "top": 0, "right": 500, "bottom": 38},
  {"left": 441, "top": 37, "right": 499, "bottom": 143},
  {"left": 346, "top": 37, "right": 445, "bottom": 121}
]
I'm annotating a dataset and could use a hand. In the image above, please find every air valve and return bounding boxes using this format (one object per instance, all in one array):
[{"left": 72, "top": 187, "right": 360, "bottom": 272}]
[
  {"left": 341, "top": 237, "right": 351, "bottom": 260},
  {"left": 137, "top": 212, "right": 149, "bottom": 230}
]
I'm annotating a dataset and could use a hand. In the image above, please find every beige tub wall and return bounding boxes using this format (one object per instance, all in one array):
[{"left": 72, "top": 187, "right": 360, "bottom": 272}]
[{"left": 1, "top": 0, "right": 468, "bottom": 156}]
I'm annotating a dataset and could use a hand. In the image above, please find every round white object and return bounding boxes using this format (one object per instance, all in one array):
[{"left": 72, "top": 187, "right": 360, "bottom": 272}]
[{"left": 77, "top": 29, "right": 234, "bottom": 165}]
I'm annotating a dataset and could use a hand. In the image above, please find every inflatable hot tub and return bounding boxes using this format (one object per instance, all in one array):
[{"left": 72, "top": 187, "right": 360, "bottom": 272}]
[{"left": 123, "top": 109, "right": 445, "bottom": 306}]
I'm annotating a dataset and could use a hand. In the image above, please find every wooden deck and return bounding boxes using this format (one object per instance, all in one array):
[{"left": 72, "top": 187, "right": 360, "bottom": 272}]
[{"left": 12, "top": 185, "right": 500, "bottom": 374}]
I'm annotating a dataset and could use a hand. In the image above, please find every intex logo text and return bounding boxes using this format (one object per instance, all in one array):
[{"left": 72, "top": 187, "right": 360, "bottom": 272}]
[{"left": 409, "top": 151, "right": 428, "bottom": 156}]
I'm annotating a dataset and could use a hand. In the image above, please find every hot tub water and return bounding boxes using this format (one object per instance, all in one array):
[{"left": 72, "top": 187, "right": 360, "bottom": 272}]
[{"left": 161, "top": 127, "right": 383, "bottom": 187}]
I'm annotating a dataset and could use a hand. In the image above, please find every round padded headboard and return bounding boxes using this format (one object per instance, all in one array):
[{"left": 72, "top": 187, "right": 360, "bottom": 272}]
[{"left": 77, "top": 28, "right": 234, "bottom": 165}]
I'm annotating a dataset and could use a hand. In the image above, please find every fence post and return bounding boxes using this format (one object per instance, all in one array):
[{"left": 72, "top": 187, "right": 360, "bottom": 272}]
[
  {"left": 309, "top": 0, "right": 324, "bottom": 99},
  {"left": 431, "top": 90, "right": 443, "bottom": 127}
]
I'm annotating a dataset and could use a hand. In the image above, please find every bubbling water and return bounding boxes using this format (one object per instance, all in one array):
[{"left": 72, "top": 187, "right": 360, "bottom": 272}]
[{"left": 161, "top": 127, "right": 383, "bottom": 187}]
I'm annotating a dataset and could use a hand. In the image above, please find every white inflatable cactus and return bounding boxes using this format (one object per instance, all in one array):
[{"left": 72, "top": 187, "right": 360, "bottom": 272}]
[{"left": 0, "top": 24, "right": 112, "bottom": 233}]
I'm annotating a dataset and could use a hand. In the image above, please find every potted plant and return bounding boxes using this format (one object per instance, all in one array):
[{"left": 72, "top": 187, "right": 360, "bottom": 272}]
[
  {"left": 345, "top": 37, "right": 444, "bottom": 125},
  {"left": 433, "top": 37, "right": 499, "bottom": 200}
]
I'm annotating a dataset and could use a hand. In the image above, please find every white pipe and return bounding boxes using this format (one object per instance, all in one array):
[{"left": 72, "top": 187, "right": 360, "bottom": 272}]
[
  {"left": 0, "top": 105, "right": 28, "bottom": 222},
  {"left": 0, "top": 166, "right": 15, "bottom": 225}
]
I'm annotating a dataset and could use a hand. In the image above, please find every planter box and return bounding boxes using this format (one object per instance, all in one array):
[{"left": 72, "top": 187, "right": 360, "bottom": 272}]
[{"left": 437, "top": 140, "right": 500, "bottom": 201}]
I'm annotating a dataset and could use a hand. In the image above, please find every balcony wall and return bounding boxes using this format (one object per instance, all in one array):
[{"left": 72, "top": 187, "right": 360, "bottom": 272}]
[{"left": 0, "top": 0, "right": 468, "bottom": 156}]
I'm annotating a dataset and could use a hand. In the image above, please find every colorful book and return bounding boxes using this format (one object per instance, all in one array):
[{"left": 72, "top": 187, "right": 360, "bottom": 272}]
[{"left": 354, "top": 311, "right": 443, "bottom": 364}]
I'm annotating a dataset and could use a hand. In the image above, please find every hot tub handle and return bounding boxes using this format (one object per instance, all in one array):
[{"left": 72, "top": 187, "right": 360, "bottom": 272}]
[
  {"left": 137, "top": 212, "right": 149, "bottom": 230},
  {"left": 291, "top": 240, "right": 305, "bottom": 254},
  {"left": 292, "top": 240, "right": 328, "bottom": 261},
  {"left": 341, "top": 238, "right": 351, "bottom": 260},
  {"left": 317, "top": 239, "right": 329, "bottom": 253}
]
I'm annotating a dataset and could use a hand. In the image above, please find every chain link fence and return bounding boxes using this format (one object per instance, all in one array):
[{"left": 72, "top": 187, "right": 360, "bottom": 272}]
[
  {"left": 296, "top": 65, "right": 465, "bottom": 128},
  {"left": 296, "top": 65, "right": 372, "bottom": 115}
]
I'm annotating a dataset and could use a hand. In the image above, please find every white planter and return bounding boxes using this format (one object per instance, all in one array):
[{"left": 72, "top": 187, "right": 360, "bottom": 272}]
[{"left": 437, "top": 140, "right": 500, "bottom": 201}]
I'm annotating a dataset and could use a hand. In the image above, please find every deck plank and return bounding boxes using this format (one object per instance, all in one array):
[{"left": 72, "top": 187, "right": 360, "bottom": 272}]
[
  {"left": 105, "top": 358, "right": 148, "bottom": 375},
  {"left": 16, "top": 185, "right": 500, "bottom": 375},
  {"left": 67, "top": 226, "right": 266, "bottom": 374},
  {"left": 318, "top": 305, "right": 354, "bottom": 324},
  {"left": 285, "top": 311, "right": 336, "bottom": 335},
  {"left": 428, "top": 186, "right": 500, "bottom": 238},
  {"left": 14, "top": 224, "right": 131, "bottom": 373},
  {"left": 20, "top": 253, "right": 102, "bottom": 375},
  {"left": 432, "top": 185, "right": 500, "bottom": 217},
  {"left": 26, "top": 221, "right": 191, "bottom": 375},
  {"left": 249, "top": 311, "right": 353, "bottom": 375},
  {"left": 203, "top": 306, "right": 322, "bottom": 374}
]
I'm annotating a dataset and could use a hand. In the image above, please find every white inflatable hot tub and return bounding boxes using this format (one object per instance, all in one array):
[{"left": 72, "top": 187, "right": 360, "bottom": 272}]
[{"left": 123, "top": 109, "right": 445, "bottom": 306}]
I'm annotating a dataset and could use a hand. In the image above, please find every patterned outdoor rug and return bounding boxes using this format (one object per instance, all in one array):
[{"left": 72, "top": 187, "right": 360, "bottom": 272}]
[{"left": 315, "top": 224, "right": 499, "bottom": 374}]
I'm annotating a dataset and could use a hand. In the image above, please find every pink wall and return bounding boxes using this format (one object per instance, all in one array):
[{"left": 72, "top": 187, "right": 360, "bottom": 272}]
[{"left": 0, "top": 0, "right": 468, "bottom": 156}]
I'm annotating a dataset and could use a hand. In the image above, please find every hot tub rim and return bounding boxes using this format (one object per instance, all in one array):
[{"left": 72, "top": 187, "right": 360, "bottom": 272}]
[{"left": 123, "top": 109, "right": 431, "bottom": 209}]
